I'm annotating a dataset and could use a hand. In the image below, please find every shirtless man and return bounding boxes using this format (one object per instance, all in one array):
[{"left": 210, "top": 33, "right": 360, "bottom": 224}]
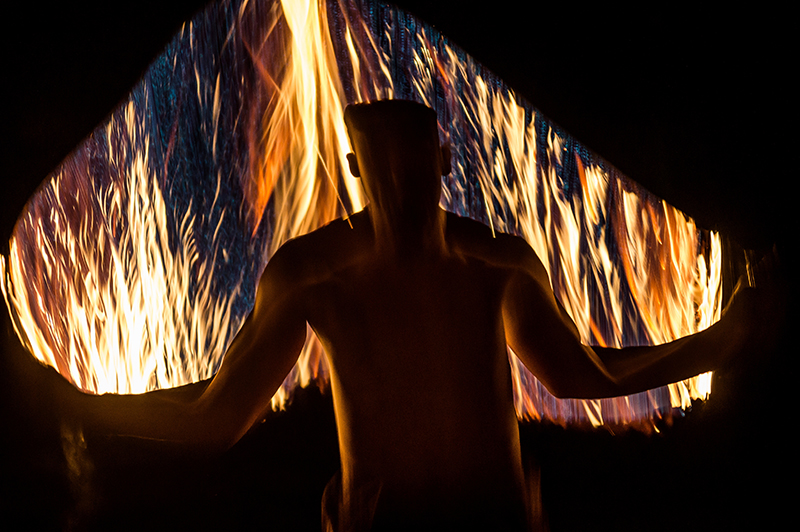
[{"left": 60, "top": 100, "right": 760, "bottom": 531}]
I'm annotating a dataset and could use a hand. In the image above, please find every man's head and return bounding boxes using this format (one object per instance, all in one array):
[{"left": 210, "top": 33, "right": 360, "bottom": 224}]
[{"left": 344, "top": 100, "right": 450, "bottom": 221}]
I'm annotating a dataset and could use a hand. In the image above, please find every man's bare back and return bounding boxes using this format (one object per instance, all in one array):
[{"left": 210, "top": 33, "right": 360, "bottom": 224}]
[
  {"left": 286, "top": 209, "right": 530, "bottom": 526},
  {"left": 61, "top": 100, "right": 765, "bottom": 531}
]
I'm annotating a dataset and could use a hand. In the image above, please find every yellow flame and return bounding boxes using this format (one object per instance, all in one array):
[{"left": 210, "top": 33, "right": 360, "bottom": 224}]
[
  {"left": 2, "top": 0, "right": 722, "bottom": 427},
  {"left": 242, "top": 0, "right": 367, "bottom": 245},
  {"left": 2, "top": 99, "right": 240, "bottom": 394},
  {"left": 404, "top": 27, "right": 720, "bottom": 424}
]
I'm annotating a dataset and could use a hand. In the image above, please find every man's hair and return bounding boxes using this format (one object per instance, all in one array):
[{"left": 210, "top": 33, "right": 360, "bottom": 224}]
[{"left": 344, "top": 100, "right": 439, "bottom": 145}]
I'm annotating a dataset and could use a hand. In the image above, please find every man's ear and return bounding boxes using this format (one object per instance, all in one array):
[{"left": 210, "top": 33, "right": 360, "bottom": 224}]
[
  {"left": 346, "top": 153, "right": 360, "bottom": 177},
  {"left": 440, "top": 144, "right": 452, "bottom": 176}
]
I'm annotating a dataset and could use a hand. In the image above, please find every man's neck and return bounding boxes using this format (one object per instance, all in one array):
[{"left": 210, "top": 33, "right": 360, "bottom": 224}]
[{"left": 366, "top": 205, "right": 447, "bottom": 261}]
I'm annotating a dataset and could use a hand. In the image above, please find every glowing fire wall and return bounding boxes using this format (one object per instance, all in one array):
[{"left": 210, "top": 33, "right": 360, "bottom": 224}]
[{"left": 1, "top": 0, "right": 721, "bottom": 427}]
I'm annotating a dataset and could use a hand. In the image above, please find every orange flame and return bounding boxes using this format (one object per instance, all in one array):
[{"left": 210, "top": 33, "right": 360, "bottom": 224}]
[
  {"left": 2, "top": 0, "right": 722, "bottom": 428},
  {"left": 2, "top": 99, "right": 241, "bottom": 393}
]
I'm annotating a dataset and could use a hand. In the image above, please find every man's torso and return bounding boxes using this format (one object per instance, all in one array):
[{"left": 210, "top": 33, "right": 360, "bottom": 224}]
[{"left": 282, "top": 210, "right": 532, "bottom": 520}]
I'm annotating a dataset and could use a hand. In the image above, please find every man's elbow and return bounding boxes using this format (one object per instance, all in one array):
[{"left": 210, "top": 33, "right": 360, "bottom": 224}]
[
  {"left": 538, "top": 377, "right": 573, "bottom": 400},
  {"left": 546, "top": 384, "right": 618, "bottom": 400},
  {"left": 519, "top": 351, "right": 621, "bottom": 401},
  {"left": 197, "top": 427, "right": 238, "bottom": 454},
  {"left": 534, "top": 373, "right": 588, "bottom": 400},
  {"left": 543, "top": 381, "right": 590, "bottom": 400},
  {"left": 182, "top": 402, "right": 250, "bottom": 455},
  {"left": 176, "top": 425, "right": 242, "bottom": 458},
  {"left": 540, "top": 371, "right": 622, "bottom": 400}
]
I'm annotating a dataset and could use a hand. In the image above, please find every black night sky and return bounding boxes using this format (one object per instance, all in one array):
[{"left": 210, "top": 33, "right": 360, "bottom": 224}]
[{"left": 1, "top": 2, "right": 792, "bottom": 530}]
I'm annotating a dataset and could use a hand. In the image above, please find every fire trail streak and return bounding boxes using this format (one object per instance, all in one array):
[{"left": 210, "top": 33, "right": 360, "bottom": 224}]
[{"left": 1, "top": 0, "right": 722, "bottom": 428}]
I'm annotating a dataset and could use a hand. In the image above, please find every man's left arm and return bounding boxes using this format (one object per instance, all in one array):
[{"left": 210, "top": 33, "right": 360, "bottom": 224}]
[{"left": 502, "top": 236, "right": 773, "bottom": 399}]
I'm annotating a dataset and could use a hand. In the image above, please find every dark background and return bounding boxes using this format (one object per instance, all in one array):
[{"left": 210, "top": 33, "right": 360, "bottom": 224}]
[{"left": 1, "top": 1, "right": 792, "bottom": 530}]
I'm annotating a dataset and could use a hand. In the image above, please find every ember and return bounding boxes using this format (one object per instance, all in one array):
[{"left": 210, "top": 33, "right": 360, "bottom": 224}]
[{"left": 1, "top": 0, "right": 724, "bottom": 428}]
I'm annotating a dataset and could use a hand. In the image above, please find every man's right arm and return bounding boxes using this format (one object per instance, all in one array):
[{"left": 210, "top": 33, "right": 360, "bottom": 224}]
[{"left": 63, "top": 239, "right": 309, "bottom": 452}]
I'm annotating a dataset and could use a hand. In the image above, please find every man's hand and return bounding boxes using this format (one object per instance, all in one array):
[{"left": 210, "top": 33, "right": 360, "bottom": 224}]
[{"left": 725, "top": 245, "right": 788, "bottom": 363}]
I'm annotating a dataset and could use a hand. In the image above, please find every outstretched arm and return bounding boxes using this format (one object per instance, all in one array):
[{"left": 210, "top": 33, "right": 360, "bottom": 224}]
[
  {"left": 63, "top": 241, "right": 308, "bottom": 452},
  {"left": 502, "top": 238, "right": 755, "bottom": 399}
]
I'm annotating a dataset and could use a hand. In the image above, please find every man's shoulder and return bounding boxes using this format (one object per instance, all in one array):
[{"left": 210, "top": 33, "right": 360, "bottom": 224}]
[
  {"left": 283, "top": 212, "right": 367, "bottom": 255},
  {"left": 280, "top": 215, "right": 355, "bottom": 247},
  {"left": 266, "top": 213, "right": 367, "bottom": 281},
  {"left": 445, "top": 212, "right": 541, "bottom": 268}
]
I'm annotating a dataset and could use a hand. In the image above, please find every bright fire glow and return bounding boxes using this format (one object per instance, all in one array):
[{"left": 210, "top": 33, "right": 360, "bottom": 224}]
[{"left": 1, "top": 0, "right": 722, "bottom": 427}]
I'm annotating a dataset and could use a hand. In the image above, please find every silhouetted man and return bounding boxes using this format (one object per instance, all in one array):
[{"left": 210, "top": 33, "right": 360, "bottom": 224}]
[{"left": 59, "top": 100, "right": 762, "bottom": 531}]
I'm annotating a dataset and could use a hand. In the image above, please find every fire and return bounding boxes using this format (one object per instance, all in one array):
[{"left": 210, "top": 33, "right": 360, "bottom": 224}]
[
  {"left": 1, "top": 0, "right": 722, "bottom": 428},
  {"left": 1, "top": 99, "right": 242, "bottom": 394}
]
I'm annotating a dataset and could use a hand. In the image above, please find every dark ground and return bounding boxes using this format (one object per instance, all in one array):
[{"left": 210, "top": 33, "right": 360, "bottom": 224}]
[{"left": 1, "top": 1, "right": 793, "bottom": 530}]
